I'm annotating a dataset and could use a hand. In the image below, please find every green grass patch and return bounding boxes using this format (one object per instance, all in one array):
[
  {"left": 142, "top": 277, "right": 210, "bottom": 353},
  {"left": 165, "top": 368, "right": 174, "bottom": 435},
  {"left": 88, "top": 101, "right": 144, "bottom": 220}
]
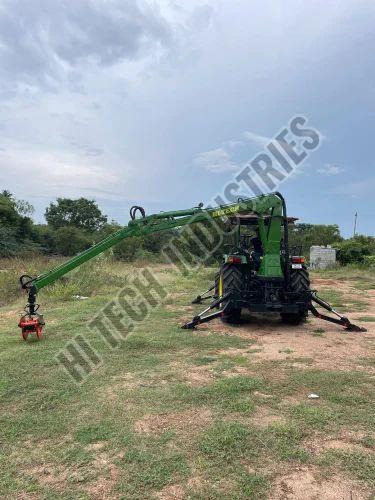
[
  {"left": 199, "top": 421, "right": 308, "bottom": 465},
  {"left": 199, "top": 422, "right": 251, "bottom": 461},
  {"left": 318, "top": 450, "right": 375, "bottom": 485},
  {"left": 279, "top": 348, "right": 294, "bottom": 354},
  {"left": 318, "top": 289, "right": 369, "bottom": 312},
  {"left": 290, "top": 404, "right": 336, "bottom": 430},
  {"left": 357, "top": 316, "right": 375, "bottom": 322},
  {"left": 239, "top": 472, "right": 269, "bottom": 498},
  {"left": 120, "top": 448, "right": 189, "bottom": 494},
  {"left": 312, "top": 328, "right": 325, "bottom": 336}
]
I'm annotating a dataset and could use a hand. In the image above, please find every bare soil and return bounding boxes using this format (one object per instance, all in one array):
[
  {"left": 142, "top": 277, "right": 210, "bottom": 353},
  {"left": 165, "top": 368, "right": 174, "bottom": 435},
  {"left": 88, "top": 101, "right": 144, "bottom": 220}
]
[{"left": 196, "top": 278, "right": 375, "bottom": 373}]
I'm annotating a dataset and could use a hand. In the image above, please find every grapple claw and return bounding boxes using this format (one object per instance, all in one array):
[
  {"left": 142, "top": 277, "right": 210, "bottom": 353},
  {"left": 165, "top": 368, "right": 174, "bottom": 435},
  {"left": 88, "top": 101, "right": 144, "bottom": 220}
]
[{"left": 18, "top": 314, "right": 45, "bottom": 340}]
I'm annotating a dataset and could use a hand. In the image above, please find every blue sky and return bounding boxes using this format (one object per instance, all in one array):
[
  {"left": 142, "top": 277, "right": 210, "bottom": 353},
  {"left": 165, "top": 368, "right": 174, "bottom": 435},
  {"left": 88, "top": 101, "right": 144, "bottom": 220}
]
[{"left": 0, "top": 0, "right": 374, "bottom": 237}]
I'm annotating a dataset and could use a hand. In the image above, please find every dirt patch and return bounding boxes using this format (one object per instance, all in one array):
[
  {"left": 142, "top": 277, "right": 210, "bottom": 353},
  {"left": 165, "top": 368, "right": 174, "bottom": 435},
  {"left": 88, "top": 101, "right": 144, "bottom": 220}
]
[
  {"left": 303, "top": 430, "right": 373, "bottom": 456},
  {"left": 85, "top": 449, "right": 119, "bottom": 499},
  {"left": 169, "top": 360, "right": 215, "bottom": 386},
  {"left": 134, "top": 408, "right": 212, "bottom": 435},
  {"left": 100, "top": 373, "right": 138, "bottom": 402},
  {"left": 250, "top": 406, "right": 287, "bottom": 427},
  {"left": 156, "top": 484, "right": 185, "bottom": 499},
  {"left": 24, "top": 464, "right": 68, "bottom": 491},
  {"left": 86, "top": 441, "right": 106, "bottom": 451},
  {"left": 197, "top": 282, "right": 375, "bottom": 372},
  {"left": 270, "top": 466, "right": 371, "bottom": 499}
]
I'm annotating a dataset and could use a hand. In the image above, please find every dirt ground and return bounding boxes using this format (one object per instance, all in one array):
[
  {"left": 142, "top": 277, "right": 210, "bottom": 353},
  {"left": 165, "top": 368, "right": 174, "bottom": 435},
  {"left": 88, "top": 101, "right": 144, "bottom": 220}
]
[
  {"left": 175, "top": 276, "right": 375, "bottom": 499},
  {"left": 195, "top": 277, "right": 375, "bottom": 373}
]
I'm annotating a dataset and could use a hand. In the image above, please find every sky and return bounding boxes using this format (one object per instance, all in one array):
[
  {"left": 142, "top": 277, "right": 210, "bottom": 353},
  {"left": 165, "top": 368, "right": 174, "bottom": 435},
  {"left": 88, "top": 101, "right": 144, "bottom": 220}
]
[{"left": 0, "top": 0, "right": 374, "bottom": 237}]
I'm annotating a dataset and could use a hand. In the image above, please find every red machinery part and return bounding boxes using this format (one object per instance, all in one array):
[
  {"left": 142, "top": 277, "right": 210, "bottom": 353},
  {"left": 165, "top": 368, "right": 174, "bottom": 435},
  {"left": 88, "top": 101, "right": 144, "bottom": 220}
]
[{"left": 18, "top": 315, "right": 44, "bottom": 340}]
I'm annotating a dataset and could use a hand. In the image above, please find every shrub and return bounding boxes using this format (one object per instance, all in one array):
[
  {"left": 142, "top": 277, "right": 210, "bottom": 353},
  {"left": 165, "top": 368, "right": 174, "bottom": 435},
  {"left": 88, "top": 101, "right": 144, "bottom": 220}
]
[
  {"left": 54, "top": 227, "right": 91, "bottom": 256},
  {"left": 363, "top": 255, "right": 375, "bottom": 269},
  {"left": 335, "top": 238, "right": 373, "bottom": 265}
]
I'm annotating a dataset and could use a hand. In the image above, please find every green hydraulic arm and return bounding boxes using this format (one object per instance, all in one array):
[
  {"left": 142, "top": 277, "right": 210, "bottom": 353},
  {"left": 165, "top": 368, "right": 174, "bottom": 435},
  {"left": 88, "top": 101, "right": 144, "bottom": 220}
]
[
  {"left": 18, "top": 190, "right": 366, "bottom": 337},
  {"left": 19, "top": 192, "right": 287, "bottom": 326}
]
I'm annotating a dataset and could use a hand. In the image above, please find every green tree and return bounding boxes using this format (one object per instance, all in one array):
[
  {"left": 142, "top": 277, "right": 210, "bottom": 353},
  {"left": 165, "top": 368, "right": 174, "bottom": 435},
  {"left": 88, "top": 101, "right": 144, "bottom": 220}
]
[
  {"left": 335, "top": 235, "right": 375, "bottom": 265},
  {"left": 54, "top": 227, "right": 91, "bottom": 256},
  {"left": 45, "top": 198, "right": 107, "bottom": 232},
  {"left": 289, "top": 223, "right": 342, "bottom": 254},
  {"left": 0, "top": 191, "right": 37, "bottom": 255}
]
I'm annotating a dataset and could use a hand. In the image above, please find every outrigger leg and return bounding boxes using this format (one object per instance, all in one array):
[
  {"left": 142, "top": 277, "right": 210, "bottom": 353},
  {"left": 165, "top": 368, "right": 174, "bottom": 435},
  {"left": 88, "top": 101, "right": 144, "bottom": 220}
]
[
  {"left": 182, "top": 292, "right": 231, "bottom": 329},
  {"left": 309, "top": 292, "right": 367, "bottom": 332},
  {"left": 191, "top": 283, "right": 216, "bottom": 304}
]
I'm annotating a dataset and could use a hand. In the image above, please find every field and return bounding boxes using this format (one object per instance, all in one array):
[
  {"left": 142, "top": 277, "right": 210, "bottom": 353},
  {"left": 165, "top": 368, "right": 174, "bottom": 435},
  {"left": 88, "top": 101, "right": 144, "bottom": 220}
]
[{"left": 0, "top": 258, "right": 374, "bottom": 499}]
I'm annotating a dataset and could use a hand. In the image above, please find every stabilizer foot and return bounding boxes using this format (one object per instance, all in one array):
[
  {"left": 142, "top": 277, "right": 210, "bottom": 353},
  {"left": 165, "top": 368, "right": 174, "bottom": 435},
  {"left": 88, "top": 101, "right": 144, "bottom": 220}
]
[{"left": 309, "top": 292, "right": 367, "bottom": 333}]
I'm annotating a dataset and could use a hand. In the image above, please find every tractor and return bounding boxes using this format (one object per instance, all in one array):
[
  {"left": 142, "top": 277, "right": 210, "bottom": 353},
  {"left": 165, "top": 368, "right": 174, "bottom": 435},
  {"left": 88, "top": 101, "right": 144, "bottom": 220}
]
[{"left": 18, "top": 192, "right": 365, "bottom": 339}]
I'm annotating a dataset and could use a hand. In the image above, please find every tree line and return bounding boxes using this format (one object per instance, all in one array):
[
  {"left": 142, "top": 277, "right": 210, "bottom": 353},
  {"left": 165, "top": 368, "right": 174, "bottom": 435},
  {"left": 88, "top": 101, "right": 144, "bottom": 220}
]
[{"left": 0, "top": 190, "right": 374, "bottom": 265}]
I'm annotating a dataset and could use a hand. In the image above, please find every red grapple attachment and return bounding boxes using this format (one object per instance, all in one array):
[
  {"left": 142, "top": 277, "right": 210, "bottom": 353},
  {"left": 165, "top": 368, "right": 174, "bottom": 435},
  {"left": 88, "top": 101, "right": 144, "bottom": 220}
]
[{"left": 18, "top": 314, "right": 45, "bottom": 341}]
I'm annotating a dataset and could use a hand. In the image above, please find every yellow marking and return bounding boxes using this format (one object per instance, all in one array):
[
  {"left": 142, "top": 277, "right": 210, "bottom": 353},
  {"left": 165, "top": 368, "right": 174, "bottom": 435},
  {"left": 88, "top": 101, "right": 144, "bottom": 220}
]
[
  {"left": 219, "top": 275, "right": 223, "bottom": 297},
  {"left": 212, "top": 205, "right": 240, "bottom": 218}
]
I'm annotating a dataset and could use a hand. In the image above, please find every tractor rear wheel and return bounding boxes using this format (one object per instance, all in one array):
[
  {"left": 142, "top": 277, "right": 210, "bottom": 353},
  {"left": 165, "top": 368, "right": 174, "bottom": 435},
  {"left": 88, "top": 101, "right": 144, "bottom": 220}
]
[
  {"left": 220, "top": 264, "right": 243, "bottom": 324},
  {"left": 281, "top": 266, "right": 310, "bottom": 325}
]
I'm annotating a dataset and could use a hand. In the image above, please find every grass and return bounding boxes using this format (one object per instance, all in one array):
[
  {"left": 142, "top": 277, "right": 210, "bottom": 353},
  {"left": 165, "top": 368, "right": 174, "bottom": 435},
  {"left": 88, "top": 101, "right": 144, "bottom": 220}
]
[
  {"left": 318, "top": 450, "right": 375, "bottom": 485},
  {"left": 312, "top": 328, "right": 325, "bottom": 336},
  {"left": 0, "top": 260, "right": 374, "bottom": 497},
  {"left": 278, "top": 347, "right": 294, "bottom": 354},
  {"left": 317, "top": 288, "right": 369, "bottom": 312},
  {"left": 357, "top": 316, "right": 375, "bottom": 322}
]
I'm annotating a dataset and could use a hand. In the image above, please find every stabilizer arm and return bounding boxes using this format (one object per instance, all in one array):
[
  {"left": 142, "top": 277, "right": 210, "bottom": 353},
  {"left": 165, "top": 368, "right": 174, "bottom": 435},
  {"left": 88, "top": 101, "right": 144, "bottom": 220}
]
[{"left": 309, "top": 292, "right": 366, "bottom": 332}]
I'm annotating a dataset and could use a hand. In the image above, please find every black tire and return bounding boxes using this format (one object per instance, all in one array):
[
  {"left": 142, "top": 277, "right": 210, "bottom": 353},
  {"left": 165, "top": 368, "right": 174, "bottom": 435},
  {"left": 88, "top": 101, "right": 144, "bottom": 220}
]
[
  {"left": 281, "top": 266, "right": 310, "bottom": 325},
  {"left": 290, "top": 266, "right": 310, "bottom": 293},
  {"left": 220, "top": 264, "right": 243, "bottom": 323}
]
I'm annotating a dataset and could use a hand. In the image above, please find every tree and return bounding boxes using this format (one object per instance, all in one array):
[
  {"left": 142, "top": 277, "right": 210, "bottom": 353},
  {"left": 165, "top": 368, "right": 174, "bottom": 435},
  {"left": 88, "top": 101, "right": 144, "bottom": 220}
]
[
  {"left": 289, "top": 223, "right": 342, "bottom": 254},
  {"left": 0, "top": 191, "right": 35, "bottom": 253},
  {"left": 54, "top": 227, "right": 91, "bottom": 256},
  {"left": 45, "top": 198, "right": 107, "bottom": 232}
]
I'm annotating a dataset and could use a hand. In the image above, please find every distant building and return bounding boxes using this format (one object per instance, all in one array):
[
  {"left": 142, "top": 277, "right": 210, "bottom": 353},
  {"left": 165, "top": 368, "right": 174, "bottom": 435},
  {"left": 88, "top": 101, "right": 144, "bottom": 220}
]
[{"left": 310, "top": 245, "right": 336, "bottom": 269}]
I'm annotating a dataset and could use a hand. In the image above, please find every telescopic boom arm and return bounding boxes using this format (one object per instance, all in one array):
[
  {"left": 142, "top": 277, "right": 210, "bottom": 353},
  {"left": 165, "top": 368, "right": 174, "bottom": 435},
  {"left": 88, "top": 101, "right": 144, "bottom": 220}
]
[
  {"left": 18, "top": 191, "right": 365, "bottom": 339},
  {"left": 18, "top": 193, "right": 284, "bottom": 339},
  {"left": 20, "top": 193, "right": 284, "bottom": 299}
]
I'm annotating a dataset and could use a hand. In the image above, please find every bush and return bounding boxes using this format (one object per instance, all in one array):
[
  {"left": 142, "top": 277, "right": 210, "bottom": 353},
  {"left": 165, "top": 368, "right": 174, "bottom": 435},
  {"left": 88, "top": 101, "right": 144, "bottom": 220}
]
[
  {"left": 335, "top": 237, "right": 373, "bottom": 265},
  {"left": 32, "top": 225, "right": 57, "bottom": 254},
  {"left": 54, "top": 227, "right": 92, "bottom": 256},
  {"left": 113, "top": 231, "right": 176, "bottom": 262},
  {"left": 113, "top": 236, "right": 144, "bottom": 261},
  {"left": 0, "top": 225, "right": 20, "bottom": 257},
  {"left": 363, "top": 255, "right": 375, "bottom": 269}
]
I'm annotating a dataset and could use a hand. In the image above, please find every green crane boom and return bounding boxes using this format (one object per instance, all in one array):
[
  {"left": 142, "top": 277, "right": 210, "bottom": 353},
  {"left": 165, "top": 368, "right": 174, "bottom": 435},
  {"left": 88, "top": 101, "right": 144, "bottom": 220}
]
[
  {"left": 18, "top": 191, "right": 366, "bottom": 339},
  {"left": 21, "top": 192, "right": 285, "bottom": 295}
]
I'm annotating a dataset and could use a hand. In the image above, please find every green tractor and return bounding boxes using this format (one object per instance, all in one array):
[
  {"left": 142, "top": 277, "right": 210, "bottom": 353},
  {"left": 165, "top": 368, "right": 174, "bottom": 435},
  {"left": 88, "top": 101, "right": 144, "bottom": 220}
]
[
  {"left": 190, "top": 211, "right": 310, "bottom": 327},
  {"left": 18, "top": 192, "right": 365, "bottom": 339}
]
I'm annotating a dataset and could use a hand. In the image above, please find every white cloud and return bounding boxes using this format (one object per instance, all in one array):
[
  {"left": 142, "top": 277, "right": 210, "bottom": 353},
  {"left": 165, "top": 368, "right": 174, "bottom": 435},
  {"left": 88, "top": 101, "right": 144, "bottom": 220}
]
[
  {"left": 243, "top": 131, "right": 271, "bottom": 148},
  {"left": 317, "top": 164, "right": 342, "bottom": 176},
  {"left": 223, "top": 140, "right": 244, "bottom": 149},
  {"left": 0, "top": 144, "right": 123, "bottom": 200},
  {"left": 194, "top": 147, "right": 238, "bottom": 173}
]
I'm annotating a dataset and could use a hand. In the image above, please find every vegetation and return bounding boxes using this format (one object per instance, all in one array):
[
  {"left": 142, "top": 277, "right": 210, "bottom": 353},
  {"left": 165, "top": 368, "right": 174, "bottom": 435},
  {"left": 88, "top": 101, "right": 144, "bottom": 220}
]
[
  {"left": 45, "top": 198, "right": 108, "bottom": 232},
  {"left": 0, "top": 261, "right": 374, "bottom": 497},
  {"left": 0, "top": 190, "right": 374, "bottom": 268}
]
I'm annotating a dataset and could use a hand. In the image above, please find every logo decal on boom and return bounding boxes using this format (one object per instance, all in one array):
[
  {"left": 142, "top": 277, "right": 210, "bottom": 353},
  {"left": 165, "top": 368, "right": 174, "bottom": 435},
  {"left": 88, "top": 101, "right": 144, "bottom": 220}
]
[{"left": 212, "top": 205, "right": 240, "bottom": 218}]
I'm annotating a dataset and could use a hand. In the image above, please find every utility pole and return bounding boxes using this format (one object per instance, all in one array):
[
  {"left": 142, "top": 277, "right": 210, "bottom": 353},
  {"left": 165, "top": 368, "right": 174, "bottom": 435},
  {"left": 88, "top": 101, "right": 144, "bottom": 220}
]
[{"left": 353, "top": 212, "right": 358, "bottom": 237}]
